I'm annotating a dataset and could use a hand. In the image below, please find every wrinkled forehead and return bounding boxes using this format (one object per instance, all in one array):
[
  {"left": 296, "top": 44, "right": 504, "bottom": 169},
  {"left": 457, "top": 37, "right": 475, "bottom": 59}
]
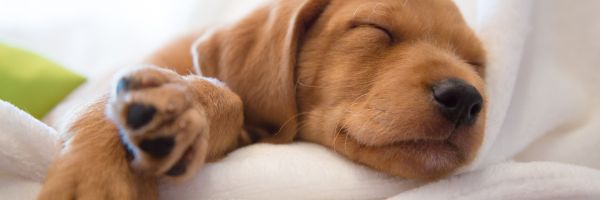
[
  {"left": 336, "top": 0, "right": 467, "bottom": 30},
  {"left": 355, "top": 0, "right": 461, "bottom": 16},
  {"left": 325, "top": 0, "right": 486, "bottom": 69}
]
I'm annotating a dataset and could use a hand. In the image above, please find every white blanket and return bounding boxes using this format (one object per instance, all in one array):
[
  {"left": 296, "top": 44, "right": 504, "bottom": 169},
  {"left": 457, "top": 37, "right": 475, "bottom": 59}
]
[{"left": 2, "top": 0, "right": 600, "bottom": 199}]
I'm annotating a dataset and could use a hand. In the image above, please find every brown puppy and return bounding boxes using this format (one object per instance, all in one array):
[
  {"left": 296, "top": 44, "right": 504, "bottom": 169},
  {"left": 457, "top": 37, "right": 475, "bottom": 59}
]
[{"left": 39, "top": 0, "right": 486, "bottom": 199}]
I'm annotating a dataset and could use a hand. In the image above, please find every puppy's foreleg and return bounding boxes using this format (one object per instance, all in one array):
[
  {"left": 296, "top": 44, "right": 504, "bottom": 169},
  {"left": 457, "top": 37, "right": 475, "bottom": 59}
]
[{"left": 38, "top": 99, "right": 157, "bottom": 200}]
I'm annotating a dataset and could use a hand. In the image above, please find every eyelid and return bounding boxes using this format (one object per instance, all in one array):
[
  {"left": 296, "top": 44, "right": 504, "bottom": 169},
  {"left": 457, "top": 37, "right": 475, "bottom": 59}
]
[
  {"left": 467, "top": 61, "right": 484, "bottom": 68},
  {"left": 351, "top": 22, "right": 395, "bottom": 43}
]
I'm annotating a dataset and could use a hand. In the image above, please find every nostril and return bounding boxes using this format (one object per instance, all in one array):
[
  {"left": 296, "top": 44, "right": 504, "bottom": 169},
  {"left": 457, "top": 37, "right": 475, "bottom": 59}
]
[
  {"left": 126, "top": 104, "right": 157, "bottom": 130},
  {"left": 139, "top": 137, "right": 175, "bottom": 158},
  {"left": 469, "top": 102, "right": 482, "bottom": 118}
]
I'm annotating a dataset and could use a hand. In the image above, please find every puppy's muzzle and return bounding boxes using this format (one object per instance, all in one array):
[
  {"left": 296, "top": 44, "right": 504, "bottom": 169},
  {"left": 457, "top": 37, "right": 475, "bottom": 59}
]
[{"left": 433, "top": 78, "right": 483, "bottom": 126}]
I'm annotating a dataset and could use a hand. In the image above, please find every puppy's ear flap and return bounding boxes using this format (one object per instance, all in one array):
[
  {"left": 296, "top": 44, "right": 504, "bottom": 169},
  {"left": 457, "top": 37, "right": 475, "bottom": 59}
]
[{"left": 194, "top": 0, "right": 330, "bottom": 143}]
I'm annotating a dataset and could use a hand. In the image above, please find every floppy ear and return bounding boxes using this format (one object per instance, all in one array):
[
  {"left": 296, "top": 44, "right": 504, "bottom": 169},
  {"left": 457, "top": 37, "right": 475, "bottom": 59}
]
[{"left": 194, "top": 0, "right": 330, "bottom": 143}]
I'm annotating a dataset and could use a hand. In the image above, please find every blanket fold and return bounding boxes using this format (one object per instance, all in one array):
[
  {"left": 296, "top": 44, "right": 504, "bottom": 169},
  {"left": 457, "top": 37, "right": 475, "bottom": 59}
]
[{"left": 391, "top": 162, "right": 600, "bottom": 200}]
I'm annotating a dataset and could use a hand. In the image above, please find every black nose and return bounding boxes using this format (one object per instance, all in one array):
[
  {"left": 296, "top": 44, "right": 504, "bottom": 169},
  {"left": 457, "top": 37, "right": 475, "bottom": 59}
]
[{"left": 433, "top": 78, "right": 483, "bottom": 126}]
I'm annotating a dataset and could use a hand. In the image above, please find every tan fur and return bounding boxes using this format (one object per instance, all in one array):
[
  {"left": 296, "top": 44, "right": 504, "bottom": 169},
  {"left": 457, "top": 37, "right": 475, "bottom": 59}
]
[
  {"left": 39, "top": 100, "right": 158, "bottom": 200},
  {"left": 39, "top": 0, "right": 487, "bottom": 199}
]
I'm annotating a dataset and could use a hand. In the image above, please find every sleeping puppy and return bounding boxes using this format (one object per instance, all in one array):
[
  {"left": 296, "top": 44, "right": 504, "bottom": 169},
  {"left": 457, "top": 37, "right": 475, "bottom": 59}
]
[{"left": 39, "top": 0, "right": 486, "bottom": 199}]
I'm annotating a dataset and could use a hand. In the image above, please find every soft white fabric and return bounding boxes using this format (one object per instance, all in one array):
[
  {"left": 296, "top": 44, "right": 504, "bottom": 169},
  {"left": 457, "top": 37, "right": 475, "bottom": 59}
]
[
  {"left": 1, "top": 0, "right": 600, "bottom": 199},
  {"left": 390, "top": 162, "right": 600, "bottom": 200},
  {"left": 0, "top": 101, "right": 59, "bottom": 200}
]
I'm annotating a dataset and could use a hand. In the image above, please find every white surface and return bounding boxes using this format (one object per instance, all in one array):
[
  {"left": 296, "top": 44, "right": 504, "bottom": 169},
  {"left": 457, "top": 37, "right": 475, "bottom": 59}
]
[
  {"left": 1, "top": 0, "right": 600, "bottom": 199},
  {"left": 0, "top": 101, "right": 59, "bottom": 200},
  {"left": 160, "top": 143, "right": 415, "bottom": 200},
  {"left": 1, "top": 97, "right": 600, "bottom": 199},
  {"left": 390, "top": 162, "right": 600, "bottom": 200},
  {"left": 0, "top": 0, "right": 252, "bottom": 78}
]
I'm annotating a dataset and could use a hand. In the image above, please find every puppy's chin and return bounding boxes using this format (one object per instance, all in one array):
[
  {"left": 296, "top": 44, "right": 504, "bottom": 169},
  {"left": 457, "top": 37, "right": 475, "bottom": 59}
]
[
  {"left": 302, "top": 104, "right": 486, "bottom": 180},
  {"left": 337, "top": 124, "right": 484, "bottom": 180}
]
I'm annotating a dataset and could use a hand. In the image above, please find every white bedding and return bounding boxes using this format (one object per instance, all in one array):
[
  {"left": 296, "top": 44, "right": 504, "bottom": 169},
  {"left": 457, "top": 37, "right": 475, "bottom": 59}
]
[{"left": 1, "top": 0, "right": 600, "bottom": 199}]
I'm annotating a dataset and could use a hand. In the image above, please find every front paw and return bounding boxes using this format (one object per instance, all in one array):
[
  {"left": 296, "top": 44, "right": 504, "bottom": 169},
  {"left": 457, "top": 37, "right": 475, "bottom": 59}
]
[
  {"left": 107, "top": 66, "right": 210, "bottom": 181},
  {"left": 39, "top": 158, "right": 155, "bottom": 200},
  {"left": 38, "top": 102, "right": 158, "bottom": 200}
]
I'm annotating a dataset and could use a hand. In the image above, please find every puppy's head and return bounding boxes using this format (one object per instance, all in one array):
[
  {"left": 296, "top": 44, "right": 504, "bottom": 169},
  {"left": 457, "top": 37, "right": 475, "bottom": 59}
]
[
  {"left": 198, "top": 0, "right": 486, "bottom": 180},
  {"left": 296, "top": 0, "right": 486, "bottom": 180}
]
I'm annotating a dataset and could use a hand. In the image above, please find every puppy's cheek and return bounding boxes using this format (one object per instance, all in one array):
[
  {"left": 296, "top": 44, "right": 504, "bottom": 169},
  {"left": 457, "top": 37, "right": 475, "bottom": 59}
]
[{"left": 342, "top": 95, "right": 447, "bottom": 145}]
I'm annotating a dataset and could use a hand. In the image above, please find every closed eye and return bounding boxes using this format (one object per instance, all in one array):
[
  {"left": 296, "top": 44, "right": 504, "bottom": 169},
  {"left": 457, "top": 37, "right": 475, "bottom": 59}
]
[
  {"left": 467, "top": 61, "right": 484, "bottom": 68},
  {"left": 351, "top": 23, "right": 396, "bottom": 44},
  {"left": 466, "top": 61, "right": 486, "bottom": 76}
]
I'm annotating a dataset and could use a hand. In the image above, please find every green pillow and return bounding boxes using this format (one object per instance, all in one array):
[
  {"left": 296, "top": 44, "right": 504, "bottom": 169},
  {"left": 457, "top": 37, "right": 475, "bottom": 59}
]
[{"left": 0, "top": 43, "right": 86, "bottom": 119}]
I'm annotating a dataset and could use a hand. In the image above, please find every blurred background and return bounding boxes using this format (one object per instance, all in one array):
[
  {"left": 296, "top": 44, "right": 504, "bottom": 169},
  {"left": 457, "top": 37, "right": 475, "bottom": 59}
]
[
  {"left": 0, "top": 0, "right": 269, "bottom": 77},
  {"left": 0, "top": 0, "right": 480, "bottom": 126},
  {"left": 0, "top": 0, "right": 480, "bottom": 78}
]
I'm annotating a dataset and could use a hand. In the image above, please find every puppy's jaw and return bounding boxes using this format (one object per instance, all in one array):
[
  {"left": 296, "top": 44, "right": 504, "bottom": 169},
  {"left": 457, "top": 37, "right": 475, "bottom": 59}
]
[
  {"left": 299, "top": 98, "right": 486, "bottom": 180},
  {"left": 342, "top": 110, "right": 486, "bottom": 180},
  {"left": 298, "top": 64, "right": 487, "bottom": 180}
]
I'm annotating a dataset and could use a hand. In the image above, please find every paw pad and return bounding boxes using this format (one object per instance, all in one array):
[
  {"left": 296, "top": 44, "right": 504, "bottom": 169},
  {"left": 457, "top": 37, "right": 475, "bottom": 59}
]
[
  {"left": 139, "top": 137, "right": 175, "bottom": 158},
  {"left": 126, "top": 104, "right": 157, "bottom": 129}
]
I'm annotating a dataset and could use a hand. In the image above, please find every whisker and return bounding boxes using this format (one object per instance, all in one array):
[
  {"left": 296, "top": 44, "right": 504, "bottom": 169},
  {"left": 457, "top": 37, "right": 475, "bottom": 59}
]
[
  {"left": 272, "top": 112, "right": 310, "bottom": 137},
  {"left": 345, "top": 93, "right": 370, "bottom": 112},
  {"left": 344, "top": 128, "right": 349, "bottom": 153},
  {"left": 331, "top": 122, "right": 343, "bottom": 151}
]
